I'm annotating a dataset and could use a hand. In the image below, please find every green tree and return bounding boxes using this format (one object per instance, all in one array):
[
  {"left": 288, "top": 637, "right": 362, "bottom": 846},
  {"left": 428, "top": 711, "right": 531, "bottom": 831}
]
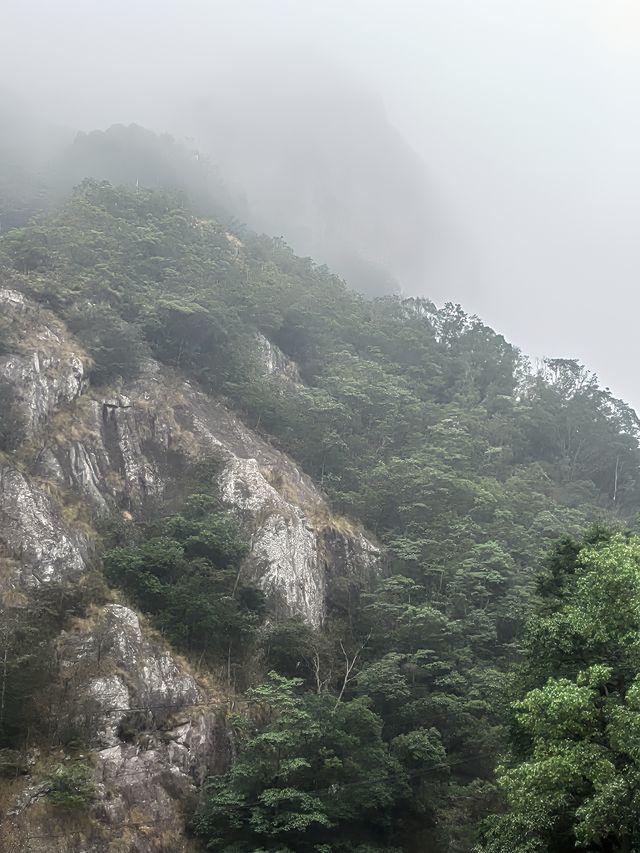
[
  {"left": 193, "top": 673, "right": 404, "bottom": 852},
  {"left": 103, "top": 496, "right": 261, "bottom": 673},
  {"left": 481, "top": 532, "right": 640, "bottom": 853}
]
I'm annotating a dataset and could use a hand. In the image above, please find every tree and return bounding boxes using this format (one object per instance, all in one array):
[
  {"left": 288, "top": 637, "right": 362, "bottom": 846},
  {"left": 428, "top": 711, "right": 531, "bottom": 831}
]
[
  {"left": 103, "top": 496, "right": 261, "bottom": 674},
  {"left": 481, "top": 531, "right": 640, "bottom": 853},
  {"left": 193, "top": 673, "right": 404, "bottom": 852},
  {"left": 66, "top": 303, "right": 145, "bottom": 385}
]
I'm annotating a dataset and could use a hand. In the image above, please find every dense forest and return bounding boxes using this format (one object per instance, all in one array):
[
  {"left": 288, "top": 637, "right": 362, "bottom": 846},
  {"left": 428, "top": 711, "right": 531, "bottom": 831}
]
[{"left": 1, "top": 127, "right": 640, "bottom": 852}]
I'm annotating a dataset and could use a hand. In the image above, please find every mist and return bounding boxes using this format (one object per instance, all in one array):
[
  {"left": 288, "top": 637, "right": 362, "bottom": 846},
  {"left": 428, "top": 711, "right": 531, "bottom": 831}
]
[{"left": 2, "top": 0, "right": 640, "bottom": 408}]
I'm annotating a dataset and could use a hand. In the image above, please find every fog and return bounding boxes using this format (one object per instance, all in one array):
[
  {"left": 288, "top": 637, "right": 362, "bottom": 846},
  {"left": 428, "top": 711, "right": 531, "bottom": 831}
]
[{"left": 2, "top": 0, "right": 640, "bottom": 407}]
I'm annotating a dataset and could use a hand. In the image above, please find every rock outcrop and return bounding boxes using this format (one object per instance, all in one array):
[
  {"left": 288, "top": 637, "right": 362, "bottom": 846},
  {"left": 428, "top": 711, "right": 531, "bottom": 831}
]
[
  {"left": 0, "top": 464, "right": 88, "bottom": 586},
  {"left": 0, "top": 288, "right": 86, "bottom": 434},
  {"left": 40, "top": 358, "right": 379, "bottom": 627},
  {"left": 0, "top": 285, "right": 379, "bottom": 850},
  {"left": 256, "top": 331, "right": 301, "bottom": 383}
]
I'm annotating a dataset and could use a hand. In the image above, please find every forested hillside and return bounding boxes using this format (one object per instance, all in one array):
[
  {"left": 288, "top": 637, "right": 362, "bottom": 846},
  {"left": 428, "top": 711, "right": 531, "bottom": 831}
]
[{"left": 1, "top": 164, "right": 639, "bottom": 852}]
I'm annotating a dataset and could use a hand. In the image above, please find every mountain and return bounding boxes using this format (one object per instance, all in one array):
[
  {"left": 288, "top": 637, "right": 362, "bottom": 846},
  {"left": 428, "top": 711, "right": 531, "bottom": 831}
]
[
  {"left": 188, "top": 60, "right": 440, "bottom": 295},
  {"left": 0, "top": 169, "right": 638, "bottom": 851}
]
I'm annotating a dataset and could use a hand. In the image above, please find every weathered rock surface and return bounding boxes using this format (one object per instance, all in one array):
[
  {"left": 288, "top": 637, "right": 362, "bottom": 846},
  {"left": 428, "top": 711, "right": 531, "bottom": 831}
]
[
  {"left": 1, "top": 593, "right": 228, "bottom": 852},
  {"left": 42, "top": 357, "right": 379, "bottom": 627},
  {"left": 0, "top": 464, "right": 88, "bottom": 587},
  {"left": 0, "top": 286, "right": 378, "bottom": 851},
  {"left": 256, "top": 331, "right": 302, "bottom": 383},
  {"left": 0, "top": 288, "right": 87, "bottom": 435}
]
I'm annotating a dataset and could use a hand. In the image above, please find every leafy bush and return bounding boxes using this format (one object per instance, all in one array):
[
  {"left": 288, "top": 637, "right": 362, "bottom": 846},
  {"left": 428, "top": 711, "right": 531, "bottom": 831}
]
[
  {"left": 46, "top": 763, "right": 96, "bottom": 808},
  {"left": 66, "top": 303, "right": 146, "bottom": 385},
  {"left": 193, "top": 673, "right": 405, "bottom": 852},
  {"left": 104, "top": 495, "right": 262, "bottom": 668}
]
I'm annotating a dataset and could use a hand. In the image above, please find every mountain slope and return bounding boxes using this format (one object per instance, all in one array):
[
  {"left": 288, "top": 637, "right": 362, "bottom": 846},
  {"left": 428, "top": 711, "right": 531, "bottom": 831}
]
[
  {"left": 0, "top": 283, "right": 377, "bottom": 850},
  {"left": 0, "top": 180, "right": 638, "bottom": 851}
]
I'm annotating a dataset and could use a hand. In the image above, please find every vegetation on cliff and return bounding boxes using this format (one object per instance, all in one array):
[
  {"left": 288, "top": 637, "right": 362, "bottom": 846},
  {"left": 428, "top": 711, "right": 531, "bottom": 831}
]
[{"left": 1, "top": 166, "right": 640, "bottom": 850}]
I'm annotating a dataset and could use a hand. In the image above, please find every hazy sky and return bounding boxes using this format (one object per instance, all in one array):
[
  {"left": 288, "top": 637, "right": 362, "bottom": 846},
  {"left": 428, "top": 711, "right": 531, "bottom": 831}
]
[{"left": 3, "top": 0, "right": 640, "bottom": 408}]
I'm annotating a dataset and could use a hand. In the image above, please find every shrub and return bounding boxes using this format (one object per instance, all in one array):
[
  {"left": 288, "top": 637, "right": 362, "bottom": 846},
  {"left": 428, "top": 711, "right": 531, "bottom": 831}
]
[
  {"left": 66, "top": 303, "right": 146, "bottom": 385},
  {"left": 46, "top": 763, "right": 96, "bottom": 808}
]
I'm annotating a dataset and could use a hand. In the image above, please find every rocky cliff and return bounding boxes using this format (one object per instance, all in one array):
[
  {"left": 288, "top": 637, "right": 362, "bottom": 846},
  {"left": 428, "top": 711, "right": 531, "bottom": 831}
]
[{"left": 0, "top": 285, "right": 379, "bottom": 851}]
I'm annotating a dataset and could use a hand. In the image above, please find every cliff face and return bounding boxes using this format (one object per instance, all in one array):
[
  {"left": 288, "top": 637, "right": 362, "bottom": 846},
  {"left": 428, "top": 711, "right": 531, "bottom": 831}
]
[{"left": 0, "top": 285, "right": 379, "bottom": 851}]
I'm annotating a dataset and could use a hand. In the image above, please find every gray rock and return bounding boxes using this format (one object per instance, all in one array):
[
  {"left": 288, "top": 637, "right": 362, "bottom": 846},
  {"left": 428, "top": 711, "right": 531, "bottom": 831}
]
[
  {"left": 0, "top": 465, "right": 87, "bottom": 585},
  {"left": 256, "top": 332, "right": 302, "bottom": 382},
  {"left": 0, "top": 287, "right": 87, "bottom": 436},
  {"left": 0, "top": 291, "right": 379, "bottom": 851}
]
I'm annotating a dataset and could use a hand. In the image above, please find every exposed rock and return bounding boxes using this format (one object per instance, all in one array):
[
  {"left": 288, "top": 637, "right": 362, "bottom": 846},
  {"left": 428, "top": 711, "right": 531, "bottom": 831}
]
[
  {"left": 0, "top": 464, "right": 88, "bottom": 585},
  {"left": 59, "top": 603, "right": 203, "bottom": 739},
  {"left": 220, "top": 456, "right": 324, "bottom": 623},
  {"left": 256, "top": 332, "right": 301, "bottom": 383},
  {"left": 0, "top": 291, "right": 379, "bottom": 851},
  {"left": 0, "top": 287, "right": 87, "bottom": 435},
  {"left": 3, "top": 602, "right": 229, "bottom": 853},
  {"left": 64, "top": 601, "right": 228, "bottom": 852},
  {"left": 41, "top": 355, "right": 380, "bottom": 627}
]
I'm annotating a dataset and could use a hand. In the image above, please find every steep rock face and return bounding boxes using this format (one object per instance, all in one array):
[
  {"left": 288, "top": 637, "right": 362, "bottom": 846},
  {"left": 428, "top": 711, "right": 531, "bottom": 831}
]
[
  {"left": 2, "top": 596, "right": 230, "bottom": 853},
  {"left": 0, "top": 287, "right": 229, "bottom": 852},
  {"left": 0, "top": 289, "right": 90, "bottom": 590},
  {"left": 0, "top": 288, "right": 86, "bottom": 434},
  {"left": 219, "top": 455, "right": 323, "bottom": 621},
  {"left": 43, "top": 358, "right": 380, "bottom": 627},
  {"left": 0, "top": 286, "right": 379, "bottom": 850},
  {"left": 0, "top": 464, "right": 88, "bottom": 586},
  {"left": 256, "top": 331, "right": 301, "bottom": 383},
  {"left": 47, "top": 603, "right": 229, "bottom": 851},
  {"left": 59, "top": 604, "right": 203, "bottom": 747}
]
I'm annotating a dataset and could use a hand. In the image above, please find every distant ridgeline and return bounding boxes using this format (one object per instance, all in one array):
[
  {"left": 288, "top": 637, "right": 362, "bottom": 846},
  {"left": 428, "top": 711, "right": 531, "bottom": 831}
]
[
  {"left": 1, "top": 168, "right": 639, "bottom": 852},
  {"left": 0, "top": 120, "right": 240, "bottom": 231}
]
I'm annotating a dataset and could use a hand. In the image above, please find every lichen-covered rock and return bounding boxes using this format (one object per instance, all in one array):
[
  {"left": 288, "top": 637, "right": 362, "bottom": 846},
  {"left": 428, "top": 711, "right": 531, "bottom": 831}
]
[
  {"left": 0, "top": 465, "right": 88, "bottom": 585},
  {"left": 0, "top": 290, "right": 380, "bottom": 851},
  {"left": 0, "top": 287, "right": 87, "bottom": 435},
  {"left": 256, "top": 332, "right": 301, "bottom": 383}
]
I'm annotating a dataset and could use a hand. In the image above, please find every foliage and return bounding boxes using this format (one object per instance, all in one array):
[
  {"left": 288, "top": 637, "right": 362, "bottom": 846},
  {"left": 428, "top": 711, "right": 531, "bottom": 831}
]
[
  {"left": 480, "top": 531, "right": 640, "bottom": 852},
  {"left": 0, "top": 583, "right": 101, "bottom": 750},
  {"left": 65, "top": 302, "right": 145, "bottom": 385},
  {"left": 103, "top": 494, "right": 262, "bottom": 669},
  {"left": 3, "top": 180, "right": 640, "bottom": 849},
  {"left": 193, "top": 673, "right": 405, "bottom": 852},
  {"left": 46, "top": 762, "right": 96, "bottom": 808}
]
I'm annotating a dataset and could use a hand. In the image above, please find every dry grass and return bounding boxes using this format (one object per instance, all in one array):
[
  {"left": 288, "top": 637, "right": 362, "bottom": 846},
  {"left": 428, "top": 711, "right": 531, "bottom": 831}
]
[
  {"left": 261, "top": 466, "right": 362, "bottom": 538},
  {"left": 45, "top": 395, "right": 100, "bottom": 447},
  {"left": 0, "top": 548, "right": 28, "bottom": 608},
  {"left": 172, "top": 422, "right": 205, "bottom": 457},
  {"left": 260, "top": 466, "right": 302, "bottom": 504},
  {"left": 311, "top": 507, "right": 362, "bottom": 538}
]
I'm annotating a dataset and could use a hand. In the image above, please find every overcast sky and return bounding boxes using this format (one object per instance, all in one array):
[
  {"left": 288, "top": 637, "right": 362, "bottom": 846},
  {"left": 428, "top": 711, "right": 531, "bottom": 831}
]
[{"left": 3, "top": 0, "right": 640, "bottom": 408}]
